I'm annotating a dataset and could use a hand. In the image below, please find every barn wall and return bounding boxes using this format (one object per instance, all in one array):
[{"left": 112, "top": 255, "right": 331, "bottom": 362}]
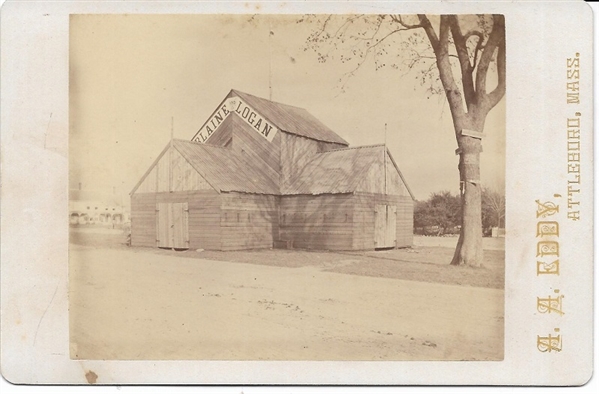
[
  {"left": 135, "top": 146, "right": 214, "bottom": 193},
  {"left": 355, "top": 151, "right": 409, "bottom": 197},
  {"left": 396, "top": 195, "right": 414, "bottom": 248},
  {"left": 232, "top": 115, "right": 282, "bottom": 174},
  {"left": 385, "top": 154, "right": 410, "bottom": 197},
  {"left": 131, "top": 190, "right": 222, "bottom": 250},
  {"left": 279, "top": 194, "right": 354, "bottom": 250},
  {"left": 185, "top": 191, "right": 222, "bottom": 250},
  {"left": 317, "top": 140, "right": 347, "bottom": 152},
  {"left": 280, "top": 132, "right": 321, "bottom": 190},
  {"left": 204, "top": 114, "right": 234, "bottom": 146},
  {"left": 131, "top": 193, "right": 158, "bottom": 247},
  {"left": 352, "top": 192, "right": 413, "bottom": 250},
  {"left": 220, "top": 192, "right": 279, "bottom": 251}
]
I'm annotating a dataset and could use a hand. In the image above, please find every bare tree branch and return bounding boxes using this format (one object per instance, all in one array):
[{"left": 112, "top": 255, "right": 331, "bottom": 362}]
[
  {"left": 431, "top": 15, "right": 466, "bottom": 122},
  {"left": 391, "top": 15, "right": 423, "bottom": 30},
  {"left": 475, "top": 15, "right": 505, "bottom": 101},
  {"left": 448, "top": 15, "right": 476, "bottom": 104},
  {"left": 349, "top": 17, "right": 384, "bottom": 42},
  {"left": 486, "top": 33, "right": 505, "bottom": 109},
  {"left": 313, "top": 15, "right": 333, "bottom": 40},
  {"left": 338, "top": 26, "right": 417, "bottom": 89},
  {"left": 467, "top": 31, "right": 485, "bottom": 69},
  {"left": 331, "top": 14, "right": 364, "bottom": 39},
  {"left": 417, "top": 14, "right": 439, "bottom": 51}
]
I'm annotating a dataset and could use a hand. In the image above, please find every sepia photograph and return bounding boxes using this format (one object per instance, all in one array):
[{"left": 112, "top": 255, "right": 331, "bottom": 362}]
[
  {"left": 68, "top": 14, "right": 506, "bottom": 361},
  {"left": 1, "top": 0, "right": 595, "bottom": 386}
]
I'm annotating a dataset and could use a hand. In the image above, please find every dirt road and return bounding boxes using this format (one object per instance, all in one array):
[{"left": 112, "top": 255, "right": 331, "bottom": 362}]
[{"left": 70, "top": 245, "right": 503, "bottom": 361}]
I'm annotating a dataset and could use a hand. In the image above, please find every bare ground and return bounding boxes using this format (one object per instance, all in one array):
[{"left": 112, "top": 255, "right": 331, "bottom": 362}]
[
  {"left": 69, "top": 230, "right": 504, "bottom": 360},
  {"left": 70, "top": 232, "right": 504, "bottom": 289}
]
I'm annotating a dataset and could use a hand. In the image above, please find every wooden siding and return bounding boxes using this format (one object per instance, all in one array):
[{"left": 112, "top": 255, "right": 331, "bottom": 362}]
[
  {"left": 131, "top": 191, "right": 221, "bottom": 250},
  {"left": 174, "top": 140, "right": 279, "bottom": 194},
  {"left": 156, "top": 202, "right": 189, "bottom": 249},
  {"left": 355, "top": 151, "right": 408, "bottom": 196},
  {"left": 395, "top": 195, "right": 414, "bottom": 248},
  {"left": 374, "top": 204, "right": 397, "bottom": 248},
  {"left": 187, "top": 191, "right": 222, "bottom": 250},
  {"left": 280, "top": 132, "right": 320, "bottom": 190},
  {"left": 230, "top": 115, "right": 281, "bottom": 185},
  {"left": 204, "top": 113, "right": 234, "bottom": 146},
  {"left": 317, "top": 141, "right": 347, "bottom": 152},
  {"left": 352, "top": 192, "right": 413, "bottom": 250},
  {"left": 131, "top": 193, "right": 158, "bottom": 247},
  {"left": 232, "top": 89, "right": 349, "bottom": 145},
  {"left": 279, "top": 194, "right": 354, "bottom": 251},
  {"left": 135, "top": 146, "right": 214, "bottom": 194},
  {"left": 136, "top": 166, "right": 158, "bottom": 194},
  {"left": 220, "top": 192, "right": 279, "bottom": 251}
]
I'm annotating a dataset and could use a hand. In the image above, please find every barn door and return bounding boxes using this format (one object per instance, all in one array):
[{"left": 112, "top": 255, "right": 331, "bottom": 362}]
[
  {"left": 374, "top": 204, "right": 397, "bottom": 249},
  {"left": 156, "top": 202, "right": 189, "bottom": 249},
  {"left": 386, "top": 206, "right": 397, "bottom": 247}
]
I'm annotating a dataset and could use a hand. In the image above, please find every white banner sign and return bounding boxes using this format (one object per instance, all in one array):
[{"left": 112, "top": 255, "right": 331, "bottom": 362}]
[{"left": 192, "top": 97, "right": 278, "bottom": 143}]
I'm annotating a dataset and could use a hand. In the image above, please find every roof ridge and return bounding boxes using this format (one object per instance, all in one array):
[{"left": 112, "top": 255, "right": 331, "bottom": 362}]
[
  {"left": 231, "top": 89, "right": 306, "bottom": 110},
  {"left": 321, "top": 143, "right": 386, "bottom": 153},
  {"left": 174, "top": 139, "right": 231, "bottom": 150}
]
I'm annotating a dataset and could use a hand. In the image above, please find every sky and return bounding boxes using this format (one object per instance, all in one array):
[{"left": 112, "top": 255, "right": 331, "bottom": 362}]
[{"left": 70, "top": 14, "right": 505, "bottom": 203}]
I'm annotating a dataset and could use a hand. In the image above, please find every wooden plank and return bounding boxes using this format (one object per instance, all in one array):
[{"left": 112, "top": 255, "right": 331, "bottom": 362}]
[
  {"left": 131, "top": 204, "right": 157, "bottom": 210},
  {"left": 189, "top": 217, "right": 221, "bottom": 223},
  {"left": 386, "top": 205, "right": 397, "bottom": 247},
  {"left": 461, "top": 128, "right": 486, "bottom": 139},
  {"left": 281, "top": 238, "right": 352, "bottom": 251},
  {"left": 280, "top": 231, "right": 353, "bottom": 239},
  {"left": 374, "top": 204, "right": 386, "bottom": 248},
  {"left": 131, "top": 194, "right": 157, "bottom": 247},
  {"left": 168, "top": 202, "right": 189, "bottom": 249},
  {"left": 156, "top": 203, "right": 167, "bottom": 247},
  {"left": 187, "top": 198, "right": 221, "bottom": 250},
  {"left": 136, "top": 166, "right": 157, "bottom": 193},
  {"left": 317, "top": 141, "right": 346, "bottom": 152},
  {"left": 222, "top": 193, "right": 277, "bottom": 202},
  {"left": 280, "top": 133, "right": 320, "bottom": 190},
  {"left": 171, "top": 149, "right": 214, "bottom": 192},
  {"left": 280, "top": 231, "right": 352, "bottom": 239},
  {"left": 280, "top": 194, "right": 354, "bottom": 203},
  {"left": 232, "top": 117, "right": 281, "bottom": 174},
  {"left": 204, "top": 114, "right": 234, "bottom": 146},
  {"left": 280, "top": 204, "right": 355, "bottom": 211}
]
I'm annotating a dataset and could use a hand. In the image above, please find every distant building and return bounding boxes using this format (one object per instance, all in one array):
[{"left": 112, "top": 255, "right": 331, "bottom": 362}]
[
  {"left": 130, "top": 89, "right": 414, "bottom": 251},
  {"left": 69, "top": 188, "right": 128, "bottom": 226}
]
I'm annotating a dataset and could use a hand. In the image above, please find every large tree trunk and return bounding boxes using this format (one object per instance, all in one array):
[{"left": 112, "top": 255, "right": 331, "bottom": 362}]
[
  {"left": 451, "top": 135, "right": 484, "bottom": 267},
  {"left": 417, "top": 14, "right": 504, "bottom": 267}
]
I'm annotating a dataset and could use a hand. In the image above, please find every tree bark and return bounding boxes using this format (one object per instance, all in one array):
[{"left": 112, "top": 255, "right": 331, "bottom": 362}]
[
  {"left": 418, "top": 14, "right": 503, "bottom": 267},
  {"left": 451, "top": 136, "right": 484, "bottom": 266}
]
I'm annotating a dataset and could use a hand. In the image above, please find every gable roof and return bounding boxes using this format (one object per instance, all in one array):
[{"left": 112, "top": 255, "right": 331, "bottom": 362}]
[
  {"left": 173, "top": 140, "right": 280, "bottom": 194},
  {"left": 283, "top": 144, "right": 415, "bottom": 199},
  {"left": 230, "top": 89, "right": 349, "bottom": 146},
  {"left": 131, "top": 140, "right": 280, "bottom": 195},
  {"left": 132, "top": 140, "right": 414, "bottom": 199}
]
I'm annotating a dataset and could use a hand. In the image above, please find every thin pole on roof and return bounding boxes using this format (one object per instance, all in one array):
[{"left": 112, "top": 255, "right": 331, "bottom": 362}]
[
  {"left": 169, "top": 116, "right": 174, "bottom": 192},
  {"left": 384, "top": 123, "right": 387, "bottom": 195},
  {"left": 170, "top": 116, "right": 174, "bottom": 143},
  {"left": 268, "top": 19, "right": 273, "bottom": 101}
]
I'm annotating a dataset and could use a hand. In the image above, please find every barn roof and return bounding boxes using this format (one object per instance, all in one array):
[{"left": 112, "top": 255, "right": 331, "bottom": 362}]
[
  {"left": 172, "top": 139, "right": 279, "bottom": 195},
  {"left": 230, "top": 89, "right": 349, "bottom": 146},
  {"left": 283, "top": 144, "right": 415, "bottom": 199}
]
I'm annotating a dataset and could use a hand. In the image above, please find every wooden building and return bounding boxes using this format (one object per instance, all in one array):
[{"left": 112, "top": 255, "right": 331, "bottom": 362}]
[{"left": 130, "top": 89, "right": 414, "bottom": 251}]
